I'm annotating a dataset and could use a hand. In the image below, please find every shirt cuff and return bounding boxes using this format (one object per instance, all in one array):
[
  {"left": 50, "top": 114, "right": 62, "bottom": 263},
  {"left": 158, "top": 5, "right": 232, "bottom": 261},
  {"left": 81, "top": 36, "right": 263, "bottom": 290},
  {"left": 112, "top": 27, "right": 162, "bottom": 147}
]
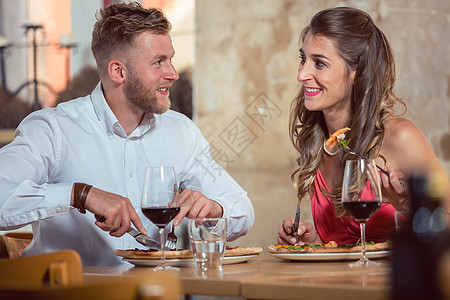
[
  {"left": 45, "top": 182, "right": 74, "bottom": 215},
  {"left": 213, "top": 198, "right": 230, "bottom": 219}
]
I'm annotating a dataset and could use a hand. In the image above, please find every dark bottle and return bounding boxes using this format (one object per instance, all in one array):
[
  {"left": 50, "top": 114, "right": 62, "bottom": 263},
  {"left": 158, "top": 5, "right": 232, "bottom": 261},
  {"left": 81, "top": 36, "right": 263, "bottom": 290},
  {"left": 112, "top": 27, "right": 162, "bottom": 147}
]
[{"left": 392, "top": 171, "right": 450, "bottom": 300}]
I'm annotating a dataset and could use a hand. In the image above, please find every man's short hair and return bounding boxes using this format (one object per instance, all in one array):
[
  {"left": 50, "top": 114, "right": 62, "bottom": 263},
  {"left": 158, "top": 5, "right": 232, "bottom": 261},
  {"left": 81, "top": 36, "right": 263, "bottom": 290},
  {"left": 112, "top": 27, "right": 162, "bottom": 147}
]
[{"left": 91, "top": 2, "right": 171, "bottom": 73}]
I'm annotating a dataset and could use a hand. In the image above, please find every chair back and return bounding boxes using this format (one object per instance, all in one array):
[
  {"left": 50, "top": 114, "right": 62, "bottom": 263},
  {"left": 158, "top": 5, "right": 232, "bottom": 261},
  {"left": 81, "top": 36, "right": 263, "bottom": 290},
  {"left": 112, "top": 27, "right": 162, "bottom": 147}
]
[
  {"left": 0, "top": 249, "right": 83, "bottom": 287},
  {"left": 0, "top": 249, "right": 179, "bottom": 300},
  {"left": 0, "top": 232, "right": 33, "bottom": 259}
]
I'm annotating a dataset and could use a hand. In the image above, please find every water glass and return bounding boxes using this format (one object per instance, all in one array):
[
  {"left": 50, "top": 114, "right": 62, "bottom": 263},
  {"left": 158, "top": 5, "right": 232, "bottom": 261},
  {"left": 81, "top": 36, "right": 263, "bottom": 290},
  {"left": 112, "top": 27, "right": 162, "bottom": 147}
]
[{"left": 188, "top": 218, "right": 227, "bottom": 271}]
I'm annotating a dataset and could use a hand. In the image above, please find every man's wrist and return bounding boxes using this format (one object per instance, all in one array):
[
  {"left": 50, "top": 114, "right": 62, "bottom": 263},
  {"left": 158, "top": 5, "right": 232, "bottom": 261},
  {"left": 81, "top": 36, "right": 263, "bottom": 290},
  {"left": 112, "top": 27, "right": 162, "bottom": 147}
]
[
  {"left": 72, "top": 183, "right": 92, "bottom": 214},
  {"left": 214, "top": 200, "right": 224, "bottom": 218}
]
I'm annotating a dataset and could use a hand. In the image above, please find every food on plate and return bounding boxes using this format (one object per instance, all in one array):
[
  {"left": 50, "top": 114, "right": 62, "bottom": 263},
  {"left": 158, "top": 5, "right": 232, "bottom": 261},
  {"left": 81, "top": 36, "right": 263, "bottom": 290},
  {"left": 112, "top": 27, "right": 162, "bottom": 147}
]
[
  {"left": 268, "top": 240, "right": 391, "bottom": 254},
  {"left": 326, "top": 127, "right": 351, "bottom": 146},
  {"left": 225, "top": 246, "right": 263, "bottom": 257},
  {"left": 114, "top": 246, "right": 263, "bottom": 260},
  {"left": 114, "top": 248, "right": 192, "bottom": 260}
]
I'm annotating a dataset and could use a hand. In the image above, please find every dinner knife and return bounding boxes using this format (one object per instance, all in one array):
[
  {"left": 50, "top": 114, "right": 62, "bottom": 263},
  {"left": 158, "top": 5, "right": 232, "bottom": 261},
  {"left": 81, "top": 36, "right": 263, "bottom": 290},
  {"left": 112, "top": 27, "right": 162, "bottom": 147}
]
[
  {"left": 95, "top": 214, "right": 166, "bottom": 250},
  {"left": 292, "top": 203, "right": 300, "bottom": 243},
  {"left": 127, "top": 228, "right": 167, "bottom": 251}
]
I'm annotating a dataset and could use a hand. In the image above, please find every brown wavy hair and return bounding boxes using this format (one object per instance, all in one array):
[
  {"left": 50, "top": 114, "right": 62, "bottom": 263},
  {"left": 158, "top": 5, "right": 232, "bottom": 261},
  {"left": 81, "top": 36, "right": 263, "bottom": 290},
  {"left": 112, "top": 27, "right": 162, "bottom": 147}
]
[
  {"left": 91, "top": 2, "right": 171, "bottom": 75},
  {"left": 290, "top": 7, "right": 406, "bottom": 216}
]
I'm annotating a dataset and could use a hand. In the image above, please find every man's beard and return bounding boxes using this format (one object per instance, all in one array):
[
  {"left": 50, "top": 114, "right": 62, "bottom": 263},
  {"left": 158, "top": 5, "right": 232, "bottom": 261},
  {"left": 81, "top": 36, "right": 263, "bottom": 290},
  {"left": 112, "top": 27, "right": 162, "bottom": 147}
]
[{"left": 124, "top": 71, "right": 171, "bottom": 115}]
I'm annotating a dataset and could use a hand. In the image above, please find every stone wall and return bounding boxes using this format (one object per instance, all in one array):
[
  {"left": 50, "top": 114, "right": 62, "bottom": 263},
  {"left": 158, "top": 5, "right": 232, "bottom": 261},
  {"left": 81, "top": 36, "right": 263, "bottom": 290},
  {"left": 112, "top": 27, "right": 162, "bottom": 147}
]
[{"left": 195, "top": 0, "right": 450, "bottom": 174}]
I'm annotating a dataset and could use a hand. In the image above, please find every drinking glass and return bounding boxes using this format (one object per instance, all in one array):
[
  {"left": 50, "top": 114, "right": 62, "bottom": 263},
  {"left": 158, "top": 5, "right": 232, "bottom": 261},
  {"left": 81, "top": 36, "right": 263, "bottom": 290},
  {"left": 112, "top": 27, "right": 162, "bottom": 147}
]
[
  {"left": 141, "top": 166, "right": 180, "bottom": 271},
  {"left": 188, "top": 218, "right": 227, "bottom": 272},
  {"left": 342, "top": 159, "right": 382, "bottom": 267}
]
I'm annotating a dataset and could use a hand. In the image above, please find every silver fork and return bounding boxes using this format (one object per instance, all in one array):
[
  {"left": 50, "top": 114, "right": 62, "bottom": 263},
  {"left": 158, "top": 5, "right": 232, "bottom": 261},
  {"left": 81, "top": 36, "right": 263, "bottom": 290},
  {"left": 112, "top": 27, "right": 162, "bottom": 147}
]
[
  {"left": 165, "top": 224, "right": 177, "bottom": 250},
  {"left": 341, "top": 145, "right": 390, "bottom": 176}
]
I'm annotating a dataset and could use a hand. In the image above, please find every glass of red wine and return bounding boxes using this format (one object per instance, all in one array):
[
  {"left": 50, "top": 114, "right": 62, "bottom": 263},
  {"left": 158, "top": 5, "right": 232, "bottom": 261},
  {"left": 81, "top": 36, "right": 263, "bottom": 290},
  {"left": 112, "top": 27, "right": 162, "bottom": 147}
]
[
  {"left": 342, "top": 159, "right": 382, "bottom": 267},
  {"left": 141, "top": 166, "right": 180, "bottom": 271}
]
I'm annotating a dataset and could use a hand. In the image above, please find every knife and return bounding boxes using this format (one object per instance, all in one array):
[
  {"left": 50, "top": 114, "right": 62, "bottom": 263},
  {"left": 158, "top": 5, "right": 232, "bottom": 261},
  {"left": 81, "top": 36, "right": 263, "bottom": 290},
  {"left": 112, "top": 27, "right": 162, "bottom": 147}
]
[
  {"left": 127, "top": 228, "right": 167, "bottom": 251},
  {"left": 95, "top": 214, "right": 166, "bottom": 250},
  {"left": 291, "top": 203, "right": 300, "bottom": 243}
]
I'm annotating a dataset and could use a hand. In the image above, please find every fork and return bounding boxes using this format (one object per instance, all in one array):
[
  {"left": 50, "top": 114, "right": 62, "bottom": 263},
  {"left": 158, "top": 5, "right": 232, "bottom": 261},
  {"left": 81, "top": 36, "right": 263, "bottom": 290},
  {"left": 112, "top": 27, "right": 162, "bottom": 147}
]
[
  {"left": 341, "top": 146, "right": 389, "bottom": 176},
  {"left": 165, "top": 224, "right": 177, "bottom": 250},
  {"left": 341, "top": 145, "right": 405, "bottom": 187}
]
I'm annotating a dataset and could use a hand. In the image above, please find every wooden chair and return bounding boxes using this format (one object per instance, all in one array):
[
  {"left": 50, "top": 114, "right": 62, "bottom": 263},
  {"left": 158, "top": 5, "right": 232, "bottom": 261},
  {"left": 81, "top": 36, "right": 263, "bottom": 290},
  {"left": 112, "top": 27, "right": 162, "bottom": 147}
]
[
  {"left": 0, "top": 232, "right": 33, "bottom": 259},
  {"left": 0, "top": 249, "right": 180, "bottom": 300},
  {"left": 0, "top": 249, "right": 83, "bottom": 287}
]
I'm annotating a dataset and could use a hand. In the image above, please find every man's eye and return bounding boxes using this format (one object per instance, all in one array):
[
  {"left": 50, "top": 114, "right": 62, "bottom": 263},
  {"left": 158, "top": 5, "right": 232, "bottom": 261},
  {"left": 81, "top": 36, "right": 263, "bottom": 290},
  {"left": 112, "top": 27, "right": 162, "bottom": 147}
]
[{"left": 153, "top": 61, "right": 161, "bottom": 66}]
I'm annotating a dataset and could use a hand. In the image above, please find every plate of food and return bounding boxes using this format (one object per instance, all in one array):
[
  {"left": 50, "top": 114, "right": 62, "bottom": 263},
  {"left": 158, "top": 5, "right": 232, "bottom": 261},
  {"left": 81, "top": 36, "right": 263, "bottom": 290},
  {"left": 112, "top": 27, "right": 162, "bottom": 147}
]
[
  {"left": 268, "top": 241, "right": 392, "bottom": 261},
  {"left": 114, "top": 246, "right": 263, "bottom": 267}
]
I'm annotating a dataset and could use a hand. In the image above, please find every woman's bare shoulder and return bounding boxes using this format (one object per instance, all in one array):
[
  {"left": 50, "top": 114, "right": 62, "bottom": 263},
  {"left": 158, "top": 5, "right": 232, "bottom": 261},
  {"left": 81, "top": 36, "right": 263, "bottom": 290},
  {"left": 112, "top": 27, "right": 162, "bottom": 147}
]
[
  {"left": 382, "top": 116, "right": 440, "bottom": 174},
  {"left": 385, "top": 116, "right": 418, "bottom": 133},
  {"left": 384, "top": 117, "right": 426, "bottom": 144}
]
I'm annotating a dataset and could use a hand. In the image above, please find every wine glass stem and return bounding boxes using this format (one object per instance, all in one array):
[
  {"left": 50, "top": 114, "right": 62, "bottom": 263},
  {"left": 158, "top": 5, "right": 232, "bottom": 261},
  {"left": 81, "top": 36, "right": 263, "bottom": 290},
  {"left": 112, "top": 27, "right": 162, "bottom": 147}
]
[
  {"left": 159, "top": 227, "right": 166, "bottom": 266},
  {"left": 360, "top": 221, "right": 367, "bottom": 263}
]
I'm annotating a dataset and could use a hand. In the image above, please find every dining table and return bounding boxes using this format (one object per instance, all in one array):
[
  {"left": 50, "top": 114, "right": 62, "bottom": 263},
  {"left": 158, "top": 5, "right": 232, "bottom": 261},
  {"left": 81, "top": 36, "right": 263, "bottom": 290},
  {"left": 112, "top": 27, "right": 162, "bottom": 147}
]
[{"left": 83, "top": 253, "right": 392, "bottom": 300}]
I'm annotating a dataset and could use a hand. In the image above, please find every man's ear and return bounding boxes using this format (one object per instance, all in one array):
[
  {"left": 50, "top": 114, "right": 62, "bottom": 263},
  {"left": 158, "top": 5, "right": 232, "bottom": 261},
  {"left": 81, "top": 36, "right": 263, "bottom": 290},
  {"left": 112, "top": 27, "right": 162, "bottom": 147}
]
[{"left": 108, "top": 59, "right": 126, "bottom": 84}]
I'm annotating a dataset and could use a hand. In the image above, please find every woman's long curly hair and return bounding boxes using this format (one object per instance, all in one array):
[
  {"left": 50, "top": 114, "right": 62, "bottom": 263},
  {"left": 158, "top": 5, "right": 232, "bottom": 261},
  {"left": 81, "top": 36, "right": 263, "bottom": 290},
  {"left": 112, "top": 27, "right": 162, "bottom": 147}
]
[{"left": 290, "top": 7, "right": 406, "bottom": 216}]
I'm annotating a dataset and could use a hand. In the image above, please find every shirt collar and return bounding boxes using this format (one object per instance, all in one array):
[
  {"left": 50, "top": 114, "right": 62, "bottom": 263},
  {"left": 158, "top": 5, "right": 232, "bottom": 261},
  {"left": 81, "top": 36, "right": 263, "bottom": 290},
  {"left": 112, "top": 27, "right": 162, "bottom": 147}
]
[{"left": 90, "top": 82, "right": 155, "bottom": 139}]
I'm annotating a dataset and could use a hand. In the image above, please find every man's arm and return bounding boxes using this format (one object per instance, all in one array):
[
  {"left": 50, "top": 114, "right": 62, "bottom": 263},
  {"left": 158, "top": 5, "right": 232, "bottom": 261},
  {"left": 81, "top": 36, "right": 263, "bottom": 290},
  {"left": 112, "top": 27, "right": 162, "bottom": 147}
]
[{"left": 172, "top": 123, "right": 254, "bottom": 241}]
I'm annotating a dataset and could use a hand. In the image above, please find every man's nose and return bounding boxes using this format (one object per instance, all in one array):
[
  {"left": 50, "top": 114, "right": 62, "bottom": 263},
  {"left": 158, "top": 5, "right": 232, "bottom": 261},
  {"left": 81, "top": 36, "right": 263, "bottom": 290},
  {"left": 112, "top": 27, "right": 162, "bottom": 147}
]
[{"left": 165, "top": 63, "right": 179, "bottom": 81}]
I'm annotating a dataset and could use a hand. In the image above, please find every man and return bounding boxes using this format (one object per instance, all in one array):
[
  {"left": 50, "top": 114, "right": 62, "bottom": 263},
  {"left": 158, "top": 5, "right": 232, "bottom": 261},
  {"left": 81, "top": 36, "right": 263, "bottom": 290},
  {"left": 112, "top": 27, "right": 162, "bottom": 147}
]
[{"left": 0, "top": 2, "right": 254, "bottom": 266}]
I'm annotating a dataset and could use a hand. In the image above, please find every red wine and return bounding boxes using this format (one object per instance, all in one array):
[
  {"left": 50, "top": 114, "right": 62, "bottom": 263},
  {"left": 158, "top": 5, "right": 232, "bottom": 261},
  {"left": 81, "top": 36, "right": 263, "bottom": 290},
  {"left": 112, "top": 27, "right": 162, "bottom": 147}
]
[
  {"left": 342, "top": 201, "right": 381, "bottom": 221},
  {"left": 142, "top": 206, "right": 180, "bottom": 227}
]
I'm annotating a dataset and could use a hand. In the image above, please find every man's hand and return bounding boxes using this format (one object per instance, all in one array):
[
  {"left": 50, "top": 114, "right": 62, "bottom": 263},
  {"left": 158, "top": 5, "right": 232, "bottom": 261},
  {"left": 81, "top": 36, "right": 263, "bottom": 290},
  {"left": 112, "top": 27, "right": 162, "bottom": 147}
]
[
  {"left": 172, "top": 188, "right": 223, "bottom": 226},
  {"left": 277, "top": 218, "right": 322, "bottom": 245},
  {"left": 81, "top": 187, "right": 147, "bottom": 237}
]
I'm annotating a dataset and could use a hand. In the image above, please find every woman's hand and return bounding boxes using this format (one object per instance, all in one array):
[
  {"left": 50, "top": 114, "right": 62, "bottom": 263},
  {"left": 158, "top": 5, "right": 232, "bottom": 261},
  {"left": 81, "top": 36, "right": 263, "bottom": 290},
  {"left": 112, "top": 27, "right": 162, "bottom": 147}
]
[
  {"left": 278, "top": 218, "right": 323, "bottom": 245},
  {"left": 380, "top": 166, "right": 408, "bottom": 211}
]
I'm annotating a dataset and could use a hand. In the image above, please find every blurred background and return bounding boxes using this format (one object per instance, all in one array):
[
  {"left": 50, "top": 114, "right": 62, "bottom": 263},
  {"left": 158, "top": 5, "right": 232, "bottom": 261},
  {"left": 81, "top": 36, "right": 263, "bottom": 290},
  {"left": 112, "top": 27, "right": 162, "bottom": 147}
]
[{"left": 0, "top": 0, "right": 448, "bottom": 249}]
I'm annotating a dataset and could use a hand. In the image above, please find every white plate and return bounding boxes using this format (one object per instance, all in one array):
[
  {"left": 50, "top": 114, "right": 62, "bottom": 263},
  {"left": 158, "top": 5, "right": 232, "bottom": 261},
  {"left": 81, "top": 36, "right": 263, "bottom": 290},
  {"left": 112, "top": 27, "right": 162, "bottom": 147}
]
[
  {"left": 269, "top": 250, "right": 392, "bottom": 261},
  {"left": 124, "top": 254, "right": 258, "bottom": 267}
]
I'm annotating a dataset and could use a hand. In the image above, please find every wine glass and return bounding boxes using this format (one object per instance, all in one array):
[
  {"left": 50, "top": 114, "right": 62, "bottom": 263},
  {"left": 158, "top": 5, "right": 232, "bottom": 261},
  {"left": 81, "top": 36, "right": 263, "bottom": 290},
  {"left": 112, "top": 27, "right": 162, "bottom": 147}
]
[
  {"left": 341, "top": 159, "right": 382, "bottom": 267},
  {"left": 141, "top": 166, "right": 180, "bottom": 271}
]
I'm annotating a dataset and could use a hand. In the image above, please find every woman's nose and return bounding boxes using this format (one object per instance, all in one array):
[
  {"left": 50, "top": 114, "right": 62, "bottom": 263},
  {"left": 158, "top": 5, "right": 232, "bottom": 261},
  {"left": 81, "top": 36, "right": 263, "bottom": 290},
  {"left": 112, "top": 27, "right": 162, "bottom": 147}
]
[{"left": 297, "top": 62, "right": 312, "bottom": 82}]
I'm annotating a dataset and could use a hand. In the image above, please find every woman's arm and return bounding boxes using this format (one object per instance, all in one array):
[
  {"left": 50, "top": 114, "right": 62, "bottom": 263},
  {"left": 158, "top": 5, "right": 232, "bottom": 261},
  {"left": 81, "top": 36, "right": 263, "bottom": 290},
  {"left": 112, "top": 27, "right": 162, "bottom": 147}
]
[{"left": 381, "top": 117, "right": 449, "bottom": 210}]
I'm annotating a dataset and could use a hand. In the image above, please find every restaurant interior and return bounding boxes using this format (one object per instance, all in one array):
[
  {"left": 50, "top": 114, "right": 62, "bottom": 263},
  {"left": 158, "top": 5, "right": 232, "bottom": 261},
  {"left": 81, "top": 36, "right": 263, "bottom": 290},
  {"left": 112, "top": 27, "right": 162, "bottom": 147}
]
[{"left": 0, "top": 0, "right": 449, "bottom": 299}]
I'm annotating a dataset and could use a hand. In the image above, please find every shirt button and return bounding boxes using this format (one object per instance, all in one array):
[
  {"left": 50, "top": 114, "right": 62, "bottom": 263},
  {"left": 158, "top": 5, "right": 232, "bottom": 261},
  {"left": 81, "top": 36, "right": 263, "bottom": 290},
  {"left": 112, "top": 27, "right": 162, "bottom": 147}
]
[
  {"left": 129, "top": 171, "right": 134, "bottom": 177},
  {"left": 107, "top": 132, "right": 113, "bottom": 139},
  {"left": 55, "top": 208, "right": 61, "bottom": 213}
]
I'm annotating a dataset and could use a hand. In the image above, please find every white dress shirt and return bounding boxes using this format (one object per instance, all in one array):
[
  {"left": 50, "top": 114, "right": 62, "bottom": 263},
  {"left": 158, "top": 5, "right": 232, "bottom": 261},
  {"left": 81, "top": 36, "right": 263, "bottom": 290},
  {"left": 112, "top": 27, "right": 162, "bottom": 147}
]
[{"left": 0, "top": 83, "right": 254, "bottom": 266}]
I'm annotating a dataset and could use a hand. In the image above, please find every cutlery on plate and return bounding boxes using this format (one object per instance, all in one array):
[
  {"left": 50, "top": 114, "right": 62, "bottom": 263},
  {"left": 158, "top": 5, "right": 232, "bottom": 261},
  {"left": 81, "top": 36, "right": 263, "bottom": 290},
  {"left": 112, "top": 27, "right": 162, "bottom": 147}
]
[
  {"left": 126, "top": 227, "right": 170, "bottom": 250},
  {"left": 94, "top": 214, "right": 174, "bottom": 250},
  {"left": 291, "top": 203, "right": 300, "bottom": 243}
]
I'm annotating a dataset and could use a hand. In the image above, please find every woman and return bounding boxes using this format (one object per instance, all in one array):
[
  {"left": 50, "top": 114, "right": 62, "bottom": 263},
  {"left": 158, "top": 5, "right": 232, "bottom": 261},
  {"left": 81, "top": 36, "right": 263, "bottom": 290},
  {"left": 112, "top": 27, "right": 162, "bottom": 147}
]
[{"left": 278, "top": 7, "right": 446, "bottom": 245}]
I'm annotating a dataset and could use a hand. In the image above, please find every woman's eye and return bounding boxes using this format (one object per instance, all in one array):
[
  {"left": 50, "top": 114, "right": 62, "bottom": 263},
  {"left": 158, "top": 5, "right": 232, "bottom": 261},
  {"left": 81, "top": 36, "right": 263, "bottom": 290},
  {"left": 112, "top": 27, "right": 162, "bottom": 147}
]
[
  {"left": 315, "top": 60, "right": 326, "bottom": 68},
  {"left": 299, "top": 55, "right": 306, "bottom": 64}
]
